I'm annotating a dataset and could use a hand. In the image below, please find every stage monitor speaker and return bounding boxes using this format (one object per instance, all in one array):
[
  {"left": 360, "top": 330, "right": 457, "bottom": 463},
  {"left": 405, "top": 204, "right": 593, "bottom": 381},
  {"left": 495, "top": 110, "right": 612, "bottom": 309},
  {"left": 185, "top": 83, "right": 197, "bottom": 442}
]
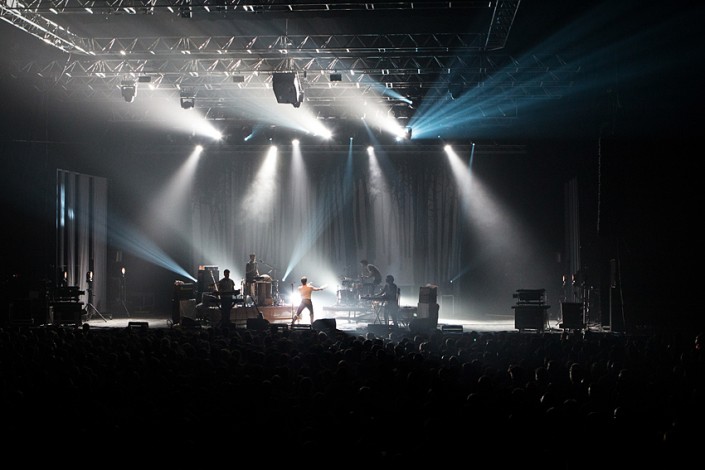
[
  {"left": 270, "top": 323, "right": 288, "bottom": 333},
  {"left": 247, "top": 318, "right": 270, "bottom": 331},
  {"left": 441, "top": 324, "right": 463, "bottom": 334},
  {"left": 291, "top": 324, "right": 311, "bottom": 331},
  {"left": 312, "top": 318, "right": 337, "bottom": 332},
  {"left": 560, "top": 302, "right": 583, "bottom": 329}
]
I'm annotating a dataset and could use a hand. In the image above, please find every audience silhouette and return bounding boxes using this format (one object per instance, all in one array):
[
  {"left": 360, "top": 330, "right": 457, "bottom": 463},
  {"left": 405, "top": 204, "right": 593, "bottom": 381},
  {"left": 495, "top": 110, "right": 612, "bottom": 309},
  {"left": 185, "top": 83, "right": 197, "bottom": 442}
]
[{"left": 1, "top": 321, "right": 703, "bottom": 465}]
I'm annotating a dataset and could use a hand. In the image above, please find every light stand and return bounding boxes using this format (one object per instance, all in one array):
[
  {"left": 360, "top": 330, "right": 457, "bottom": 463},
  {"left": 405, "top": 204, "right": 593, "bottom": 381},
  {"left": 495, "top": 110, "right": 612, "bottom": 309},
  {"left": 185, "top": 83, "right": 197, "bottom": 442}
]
[
  {"left": 84, "top": 271, "right": 109, "bottom": 322},
  {"left": 120, "top": 267, "right": 130, "bottom": 317}
]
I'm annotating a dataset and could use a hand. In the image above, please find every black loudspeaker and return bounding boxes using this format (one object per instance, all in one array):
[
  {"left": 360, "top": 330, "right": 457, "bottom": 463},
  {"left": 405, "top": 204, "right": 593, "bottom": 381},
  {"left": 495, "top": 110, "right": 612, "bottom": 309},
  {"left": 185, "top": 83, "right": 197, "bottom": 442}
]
[
  {"left": 172, "top": 299, "right": 196, "bottom": 324},
  {"left": 560, "top": 302, "right": 583, "bottom": 329},
  {"left": 312, "top": 318, "right": 337, "bottom": 332},
  {"left": 419, "top": 286, "right": 438, "bottom": 304},
  {"left": 173, "top": 283, "right": 196, "bottom": 301},
  {"left": 8, "top": 300, "right": 35, "bottom": 326},
  {"left": 514, "top": 306, "right": 547, "bottom": 331},
  {"left": 197, "top": 267, "right": 219, "bottom": 294},
  {"left": 247, "top": 318, "right": 270, "bottom": 331},
  {"left": 272, "top": 72, "right": 303, "bottom": 107},
  {"left": 52, "top": 302, "right": 83, "bottom": 325},
  {"left": 291, "top": 324, "right": 312, "bottom": 331},
  {"left": 409, "top": 317, "right": 438, "bottom": 334},
  {"left": 128, "top": 321, "right": 149, "bottom": 330}
]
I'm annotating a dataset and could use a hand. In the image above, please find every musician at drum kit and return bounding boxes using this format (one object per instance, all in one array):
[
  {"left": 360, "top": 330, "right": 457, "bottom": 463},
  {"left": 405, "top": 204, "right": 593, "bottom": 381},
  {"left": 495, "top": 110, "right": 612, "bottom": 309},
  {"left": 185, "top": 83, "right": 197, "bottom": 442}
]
[
  {"left": 359, "top": 259, "right": 382, "bottom": 296},
  {"left": 245, "top": 253, "right": 259, "bottom": 301},
  {"left": 337, "top": 276, "right": 359, "bottom": 305}
]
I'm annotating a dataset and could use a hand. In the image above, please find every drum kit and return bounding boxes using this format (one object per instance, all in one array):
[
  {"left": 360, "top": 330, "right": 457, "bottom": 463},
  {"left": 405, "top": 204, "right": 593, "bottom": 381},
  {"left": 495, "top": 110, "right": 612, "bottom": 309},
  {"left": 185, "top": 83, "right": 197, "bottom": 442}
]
[
  {"left": 337, "top": 276, "right": 364, "bottom": 305},
  {"left": 254, "top": 274, "right": 275, "bottom": 306}
]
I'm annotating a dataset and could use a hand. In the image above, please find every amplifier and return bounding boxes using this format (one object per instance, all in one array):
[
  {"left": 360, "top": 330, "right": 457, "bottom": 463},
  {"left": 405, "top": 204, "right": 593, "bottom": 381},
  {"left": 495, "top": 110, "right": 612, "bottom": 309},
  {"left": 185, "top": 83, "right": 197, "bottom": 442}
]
[
  {"left": 560, "top": 302, "right": 583, "bottom": 329},
  {"left": 419, "top": 286, "right": 438, "bottom": 304},
  {"left": 513, "top": 305, "right": 549, "bottom": 331},
  {"left": 173, "top": 283, "right": 196, "bottom": 300},
  {"left": 51, "top": 302, "right": 83, "bottom": 325}
]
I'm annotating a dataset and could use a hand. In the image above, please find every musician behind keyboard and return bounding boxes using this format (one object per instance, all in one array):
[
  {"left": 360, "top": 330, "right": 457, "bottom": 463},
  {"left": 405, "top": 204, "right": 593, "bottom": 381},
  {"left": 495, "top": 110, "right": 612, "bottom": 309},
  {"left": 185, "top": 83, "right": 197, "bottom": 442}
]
[
  {"left": 216, "top": 269, "right": 237, "bottom": 327},
  {"left": 363, "top": 274, "right": 400, "bottom": 326}
]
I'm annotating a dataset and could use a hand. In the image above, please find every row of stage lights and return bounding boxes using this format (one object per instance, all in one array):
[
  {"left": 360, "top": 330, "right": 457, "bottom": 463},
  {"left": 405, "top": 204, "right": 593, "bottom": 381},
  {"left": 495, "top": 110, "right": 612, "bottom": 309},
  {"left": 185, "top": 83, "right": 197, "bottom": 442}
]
[
  {"left": 121, "top": 72, "right": 304, "bottom": 108},
  {"left": 181, "top": 128, "right": 414, "bottom": 148},
  {"left": 120, "top": 73, "right": 413, "bottom": 142},
  {"left": 120, "top": 80, "right": 195, "bottom": 109}
]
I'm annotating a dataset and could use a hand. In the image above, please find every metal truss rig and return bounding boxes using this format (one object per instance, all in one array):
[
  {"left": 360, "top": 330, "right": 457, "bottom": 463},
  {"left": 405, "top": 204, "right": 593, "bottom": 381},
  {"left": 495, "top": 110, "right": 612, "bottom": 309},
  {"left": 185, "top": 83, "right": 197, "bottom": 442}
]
[{"left": 0, "top": 0, "right": 579, "bottom": 121}]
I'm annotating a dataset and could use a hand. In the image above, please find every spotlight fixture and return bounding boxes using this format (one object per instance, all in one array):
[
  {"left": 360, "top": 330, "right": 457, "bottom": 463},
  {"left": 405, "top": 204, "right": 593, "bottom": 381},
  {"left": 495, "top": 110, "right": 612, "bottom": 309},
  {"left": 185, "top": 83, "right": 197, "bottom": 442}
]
[
  {"left": 137, "top": 75, "right": 151, "bottom": 83},
  {"left": 405, "top": 126, "right": 412, "bottom": 140},
  {"left": 272, "top": 72, "right": 304, "bottom": 108},
  {"left": 232, "top": 75, "right": 245, "bottom": 83},
  {"left": 180, "top": 90, "right": 195, "bottom": 109},
  {"left": 120, "top": 80, "right": 136, "bottom": 103},
  {"left": 329, "top": 72, "right": 342, "bottom": 82}
]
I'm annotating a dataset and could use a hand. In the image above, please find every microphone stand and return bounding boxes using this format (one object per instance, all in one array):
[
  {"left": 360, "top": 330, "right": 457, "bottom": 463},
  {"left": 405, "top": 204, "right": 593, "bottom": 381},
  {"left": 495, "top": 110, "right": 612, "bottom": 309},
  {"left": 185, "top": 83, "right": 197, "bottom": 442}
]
[
  {"left": 119, "top": 270, "right": 130, "bottom": 317},
  {"left": 290, "top": 283, "right": 295, "bottom": 322},
  {"left": 85, "top": 278, "right": 109, "bottom": 322}
]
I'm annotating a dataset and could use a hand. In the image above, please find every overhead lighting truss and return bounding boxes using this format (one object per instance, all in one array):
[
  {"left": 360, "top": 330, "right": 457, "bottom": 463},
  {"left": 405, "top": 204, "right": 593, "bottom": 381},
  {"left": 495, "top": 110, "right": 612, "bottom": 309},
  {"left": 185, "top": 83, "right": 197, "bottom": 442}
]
[{"left": 1, "top": 1, "right": 579, "bottom": 126}]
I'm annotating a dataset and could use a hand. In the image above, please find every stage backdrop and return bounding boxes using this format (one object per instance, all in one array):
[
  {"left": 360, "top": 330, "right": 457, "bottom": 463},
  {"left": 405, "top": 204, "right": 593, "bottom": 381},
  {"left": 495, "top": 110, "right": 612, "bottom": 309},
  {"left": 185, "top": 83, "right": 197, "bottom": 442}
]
[{"left": 56, "top": 169, "right": 108, "bottom": 314}]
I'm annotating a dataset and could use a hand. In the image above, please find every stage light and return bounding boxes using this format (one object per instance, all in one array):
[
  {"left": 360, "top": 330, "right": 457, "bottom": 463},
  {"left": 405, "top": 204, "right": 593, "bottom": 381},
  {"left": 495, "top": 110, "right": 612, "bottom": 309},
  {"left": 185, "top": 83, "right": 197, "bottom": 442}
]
[
  {"left": 405, "top": 126, "right": 412, "bottom": 140},
  {"left": 329, "top": 72, "right": 342, "bottom": 82},
  {"left": 120, "top": 81, "right": 136, "bottom": 102},
  {"left": 232, "top": 75, "right": 245, "bottom": 83},
  {"left": 272, "top": 72, "right": 304, "bottom": 108},
  {"left": 180, "top": 90, "right": 195, "bottom": 109},
  {"left": 138, "top": 75, "right": 151, "bottom": 83}
]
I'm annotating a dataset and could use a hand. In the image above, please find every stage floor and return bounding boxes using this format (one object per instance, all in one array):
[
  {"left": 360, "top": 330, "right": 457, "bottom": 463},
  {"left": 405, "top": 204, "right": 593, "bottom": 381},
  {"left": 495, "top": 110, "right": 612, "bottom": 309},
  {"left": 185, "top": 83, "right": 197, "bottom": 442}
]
[
  {"left": 68, "top": 300, "right": 603, "bottom": 335},
  {"left": 75, "top": 301, "right": 537, "bottom": 335}
]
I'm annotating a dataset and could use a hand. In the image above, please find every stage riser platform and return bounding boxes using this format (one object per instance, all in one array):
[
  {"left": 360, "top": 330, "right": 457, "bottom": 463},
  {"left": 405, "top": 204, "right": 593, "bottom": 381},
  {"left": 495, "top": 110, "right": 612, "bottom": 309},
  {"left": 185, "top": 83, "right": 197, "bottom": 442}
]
[{"left": 187, "top": 305, "right": 295, "bottom": 327}]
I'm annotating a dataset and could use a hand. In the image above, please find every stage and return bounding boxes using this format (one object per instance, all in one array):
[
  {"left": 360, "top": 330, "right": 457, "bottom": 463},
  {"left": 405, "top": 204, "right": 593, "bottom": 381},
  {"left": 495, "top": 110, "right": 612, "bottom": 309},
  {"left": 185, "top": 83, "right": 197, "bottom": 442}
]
[
  {"left": 76, "top": 301, "right": 530, "bottom": 336},
  {"left": 11, "top": 297, "right": 602, "bottom": 336}
]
